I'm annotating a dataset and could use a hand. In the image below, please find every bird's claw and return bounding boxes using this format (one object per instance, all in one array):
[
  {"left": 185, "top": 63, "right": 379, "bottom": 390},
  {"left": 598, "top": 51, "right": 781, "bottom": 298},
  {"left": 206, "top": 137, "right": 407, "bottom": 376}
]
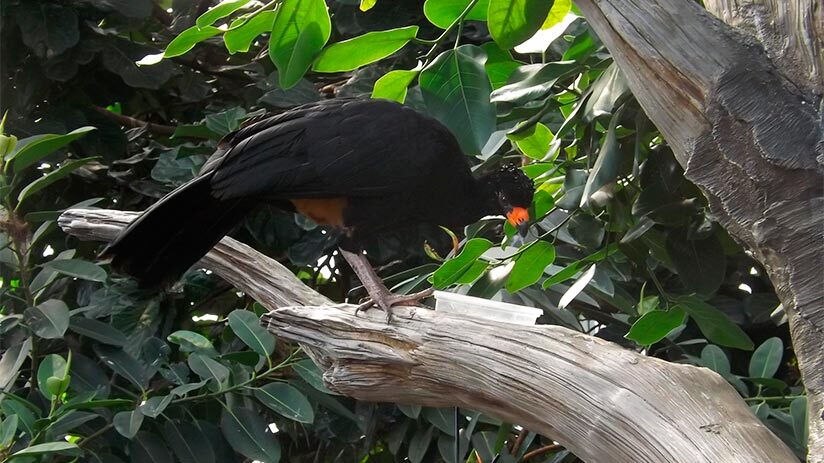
[{"left": 354, "top": 288, "right": 435, "bottom": 323}]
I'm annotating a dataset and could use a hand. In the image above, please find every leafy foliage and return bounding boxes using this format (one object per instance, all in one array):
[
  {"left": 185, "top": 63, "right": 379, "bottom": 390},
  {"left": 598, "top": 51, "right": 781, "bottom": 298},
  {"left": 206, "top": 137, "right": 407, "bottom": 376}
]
[{"left": 0, "top": 0, "right": 804, "bottom": 462}]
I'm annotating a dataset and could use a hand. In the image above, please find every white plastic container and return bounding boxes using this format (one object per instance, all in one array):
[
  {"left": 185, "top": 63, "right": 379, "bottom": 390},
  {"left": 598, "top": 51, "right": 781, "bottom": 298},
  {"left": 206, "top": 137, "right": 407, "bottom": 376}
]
[{"left": 433, "top": 291, "right": 543, "bottom": 326}]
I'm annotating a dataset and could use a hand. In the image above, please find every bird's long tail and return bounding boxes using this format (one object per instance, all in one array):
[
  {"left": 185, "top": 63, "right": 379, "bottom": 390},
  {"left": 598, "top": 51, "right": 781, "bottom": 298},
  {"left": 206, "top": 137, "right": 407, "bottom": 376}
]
[{"left": 100, "top": 175, "right": 252, "bottom": 288}]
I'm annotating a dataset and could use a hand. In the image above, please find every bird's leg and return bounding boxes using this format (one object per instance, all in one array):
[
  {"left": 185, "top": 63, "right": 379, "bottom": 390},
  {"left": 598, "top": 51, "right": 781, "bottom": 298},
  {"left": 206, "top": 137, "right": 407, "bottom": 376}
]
[{"left": 339, "top": 249, "right": 433, "bottom": 322}]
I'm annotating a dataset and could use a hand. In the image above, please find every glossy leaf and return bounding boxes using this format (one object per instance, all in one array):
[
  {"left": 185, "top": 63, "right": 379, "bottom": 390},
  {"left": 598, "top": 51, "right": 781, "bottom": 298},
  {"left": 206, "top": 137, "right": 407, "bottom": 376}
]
[
  {"left": 228, "top": 310, "right": 276, "bottom": 357},
  {"left": 17, "top": 157, "right": 97, "bottom": 205},
  {"left": 25, "top": 299, "right": 70, "bottom": 339},
  {"left": 487, "top": 0, "right": 553, "bottom": 49},
  {"left": 665, "top": 230, "right": 726, "bottom": 297},
  {"left": 168, "top": 330, "right": 217, "bottom": 355},
  {"left": 748, "top": 337, "right": 783, "bottom": 379},
  {"left": 10, "top": 442, "right": 81, "bottom": 458},
  {"left": 372, "top": 69, "right": 419, "bottom": 103},
  {"left": 188, "top": 354, "right": 230, "bottom": 388},
  {"left": 221, "top": 406, "right": 281, "bottom": 463},
  {"left": 481, "top": 42, "right": 522, "bottom": 89},
  {"left": 423, "top": 0, "right": 489, "bottom": 28},
  {"left": 114, "top": 410, "right": 144, "bottom": 439},
  {"left": 95, "top": 346, "right": 150, "bottom": 390},
  {"left": 506, "top": 241, "right": 555, "bottom": 292},
  {"left": 432, "top": 238, "right": 493, "bottom": 288},
  {"left": 254, "top": 383, "right": 314, "bottom": 423},
  {"left": 130, "top": 431, "right": 173, "bottom": 463},
  {"left": 509, "top": 123, "right": 553, "bottom": 160},
  {"left": 0, "top": 337, "right": 31, "bottom": 390},
  {"left": 139, "top": 395, "right": 172, "bottom": 418},
  {"left": 0, "top": 415, "right": 18, "bottom": 448},
  {"left": 224, "top": 11, "right": 276, "bottom": 53},
  {"left": 700, "top": 345, "right": 730, "bottom": 376},
  {"left": 420, "top": 45, "right": 495, "bottom": 155},
  {"left": 268, "top": 0, "right": 331, "bottom": 89},
  {"left": 8, "top": 126, "right": 95, "bottom": 172},
  {"left": 164, "top": 419, "right": 216, "bottom": 463},
  {"left": 679, "top": 296, "right": 754, "bottom": 350},
  {"left": 407, "top": 425, "right": 435, "bottom": 463},
  {"left": 313, "top": 26, "right": 418, "bottom": 72},
  {"left": 196, "top": 0, "right": 250, "bottom": 28},
  {"left": 164, "top": 25, "right": 221, "bottom": 58},
  {"left": 37, "top": 354, "right": 67, "bottom": 399},
  {"left": 490, "top": 61, "right": 578, "bottom": 105},
  {"left": 422, "top": 407, "right": 455, "bottom": 436},
  {"left": 44, "top": 258, "right": 107, "bottom": 282},
  {"left": 625, "top": 307, "right": 685, "bottom": 345},
  {"left": 580, "top": 110, "right": 622, "bottom": 208},
  {"left": 69, "top": 317, "right": 128, "bottom": 346},
  {"left": 558, "top": 264, "right": 595, "bottom": 310}
]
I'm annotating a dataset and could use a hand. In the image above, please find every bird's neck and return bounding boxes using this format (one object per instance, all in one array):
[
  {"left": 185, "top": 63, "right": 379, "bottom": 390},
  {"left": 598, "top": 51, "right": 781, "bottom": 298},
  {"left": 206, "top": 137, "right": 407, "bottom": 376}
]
[{"left": 462, "top": 175, "right": 502, "bottom": 223}]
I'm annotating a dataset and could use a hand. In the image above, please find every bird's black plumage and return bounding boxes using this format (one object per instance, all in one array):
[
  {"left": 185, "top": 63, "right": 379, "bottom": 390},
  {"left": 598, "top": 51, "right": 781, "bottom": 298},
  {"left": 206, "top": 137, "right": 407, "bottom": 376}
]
[{"left": 102, "top": 98, "right": 533, "bottom": 288}]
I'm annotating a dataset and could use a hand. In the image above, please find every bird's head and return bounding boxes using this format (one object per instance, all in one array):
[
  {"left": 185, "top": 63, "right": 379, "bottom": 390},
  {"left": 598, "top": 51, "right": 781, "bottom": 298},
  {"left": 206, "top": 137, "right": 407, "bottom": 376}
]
[{"left": 486, "top": 164, "right": 534, "bottom": 237}]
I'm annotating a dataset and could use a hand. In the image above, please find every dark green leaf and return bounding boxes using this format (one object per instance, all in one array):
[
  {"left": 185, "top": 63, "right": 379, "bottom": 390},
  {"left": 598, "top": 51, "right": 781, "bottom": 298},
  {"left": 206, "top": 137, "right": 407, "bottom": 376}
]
[
  {"left": 0, "top": 337, "right": 31, "bottom": 390},
  {"left": 224, "top": 11, "right": 277, "bottom": 53},
  {"left": 196, "top": 0, "right": 251, "bottom": 27},
  {"left": 204, "top": 107, "right": 247, "bottom": 137},
  {"left": 268, "top": 0, "right": 331, "bottom": 89},
  {"left": 700, "top": 345, "right": 730, "bottom": 375},
  {"left": 167, "top": 330, "right": 217, "bottom": 355},
  {"left": 420, "top": 45, "right": 495, "bottom": 155},
  {"left": 749, "top": 337, "right": 783, "bottom": 379},
  {"left": 164, "top": 419, "right": 215, "bottom": 463},
  {"left": 471, "top": 431, "right": 500, "bottom": 462},
  {"left": 398, "top": 404, "right": 421, "bottom": 419},
  {"left": 581, "top": 110, "right": 623, "bottom": 208},
  {"left": 220, "top": 351, "right": 261, "bottom": 366},
  {"left": 680, "top": 296, "right": 754, "bottom": 350},
  {"left": 432, "top": 238, "right": 492, "bottom": 289},
  {"left": 10, "top": 442, "right": 81, "bottom": 458},
  {"left": 170, "top": 380, "right": 208, "bottom": 397},
  {"left": 313, "top": 26, "right": 418, "bottom": 72},
  {"left": 424, "top": 0, "right": 488, "bottom": 28},
  {"left": 17, "top": 157, "right": 98, "bottom": 205},
  {"left": 507, "top": 241, "right": 555, "bottom": 292},
  {"left": 188, "top": 353, "right": 230, "bottom": 388},
  {"left": 490, "top": 61, "right": 578, "bottom": 105},
  {"left": 16, "top": 3, "right": 79, "bottom": 57},
  {"left": 422, "top": 408, "right": 455, "bottom": 436},
  {"left": 220, "top": 407, "right": 281, "bottom": 463},
  {"left": 164, "top": 26, "right": 222, "bottom": 58},
  {"left": 254, "top": 383, "right": 314, "bottom": 423},
  {"left": 292, "top": 359, "right": 335, "bottom": 394},
  {"left": 407, "top": 425, "right": 435, "bottom": 463},
  {"left": 69, "top": 317, "right": 128, "bottom": 346},
  {"left": 8, "top": 126, "right": 95, "bottom": 172},
  {"left": 25, "top": 299, "right": 69, "bottom": 339},
  {"left": 790, "top": 396, "right": 808, "bottom": 447},
  {"left": 625, "top": 307, "right": 685, "bottom": 345},
  {"left": 44, "top": 258, "right": 107, "bottom": 283},
  {"left": 556, "top": 168, "right": 588, "bottom": 210},
  {"left": 37, "top": 354, "right": 67, "bottom": 399},
  {"left": 228, "top": 310, "right": 276, "bottom": 357},
  {"left": 139, "top": 395, "right": 172, "bottom": 418},
  {"left": 372, "top": 69, "right": 419, "bottom": 103},
  {"left": 114, "top": 410, "right": 144, "bottom": 439},
  {"left": 95, "top": 346, "right": 150, "bottom": 390},
  {"left": 130, "top": 431, "right": 173, "bottom": 463},
  {"left": 0, "top": 415, "right": 18, "bottom": 448},
  {"left": 666, "top": 230, "right": 726, "bottom": 297},
  {"left": 488, "top": 0, "right": 552, "bottom": 49},
  {"left": 583, "top": 63, "right": 630, "bottom": 122}
]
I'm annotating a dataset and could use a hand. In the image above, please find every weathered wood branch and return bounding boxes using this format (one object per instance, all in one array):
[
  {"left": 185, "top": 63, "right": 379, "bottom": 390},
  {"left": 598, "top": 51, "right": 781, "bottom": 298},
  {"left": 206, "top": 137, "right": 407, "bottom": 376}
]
[
  {"left": 59, "top": 208, "right": 797, "bottom": 463},
  {"left": 573, "top": 1, "right": 823, "bottom": 459}
]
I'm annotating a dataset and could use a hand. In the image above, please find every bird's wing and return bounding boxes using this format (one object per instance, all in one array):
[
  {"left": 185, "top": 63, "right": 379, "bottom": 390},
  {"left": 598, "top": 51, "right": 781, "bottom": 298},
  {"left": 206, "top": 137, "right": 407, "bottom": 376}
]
[{"left": 206, "top": 99, "right": 467, "bottom": 201}]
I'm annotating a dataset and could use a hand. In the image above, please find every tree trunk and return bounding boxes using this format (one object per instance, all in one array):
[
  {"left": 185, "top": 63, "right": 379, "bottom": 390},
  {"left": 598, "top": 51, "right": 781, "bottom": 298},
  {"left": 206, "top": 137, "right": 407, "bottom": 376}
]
[
  {"left": 58, "top": 208, "right": 799, "bottom": 463},
  {"left": 572, "top": 0, "right": 823, "bottom": 459}
]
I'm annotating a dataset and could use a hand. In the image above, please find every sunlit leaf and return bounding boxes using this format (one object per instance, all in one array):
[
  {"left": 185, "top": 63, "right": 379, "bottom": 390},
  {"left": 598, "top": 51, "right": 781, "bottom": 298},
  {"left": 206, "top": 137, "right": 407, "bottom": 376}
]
[
  {"left": 196, "top": 0, "right": 251, "bottom": 28},
  {"left": 506, "top": 241, "right": 555, "bottom": 292},
  {"left": 372, "top": 69, "right": 420, "bottom": 103},
  {"left": 268, "top": 0, "right": 330, "bottom": 89},
  {"left": 625, "top": 307, "right": 685, "bottom": 345},
  {"left": 487, "top": 0, "right": 553, "bottom": 49},
  {"left": 313, "top": 26, "right": 418, "bottom": 72},
  {"left": 423, "top": 0, "right": 489, "bottom": 29},
  {"left": 164, "top": 25, "right": 221, "bottom": 58}
]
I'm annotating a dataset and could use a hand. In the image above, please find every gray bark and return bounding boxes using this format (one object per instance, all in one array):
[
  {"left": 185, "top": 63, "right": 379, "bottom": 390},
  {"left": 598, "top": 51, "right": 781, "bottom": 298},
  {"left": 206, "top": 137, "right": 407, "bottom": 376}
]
[
  {"left": 572, "top": 0, "right": 823, "bottom": 460},
  {"left": 58, "top": 208, "right": 798, "bottom": 463}
]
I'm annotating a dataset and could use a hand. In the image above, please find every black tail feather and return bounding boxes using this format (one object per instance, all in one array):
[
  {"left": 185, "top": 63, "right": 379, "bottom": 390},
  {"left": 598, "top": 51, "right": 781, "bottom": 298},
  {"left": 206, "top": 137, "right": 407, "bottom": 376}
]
[{"left": 100, "top": 175, "right": 252, "bottom": 288}]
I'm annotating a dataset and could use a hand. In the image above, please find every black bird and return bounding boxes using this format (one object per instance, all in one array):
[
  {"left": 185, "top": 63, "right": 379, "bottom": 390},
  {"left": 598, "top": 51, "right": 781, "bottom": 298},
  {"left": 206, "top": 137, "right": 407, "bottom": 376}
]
[{"left": 102, "top": 98, "right": 534, "bottom": 318}]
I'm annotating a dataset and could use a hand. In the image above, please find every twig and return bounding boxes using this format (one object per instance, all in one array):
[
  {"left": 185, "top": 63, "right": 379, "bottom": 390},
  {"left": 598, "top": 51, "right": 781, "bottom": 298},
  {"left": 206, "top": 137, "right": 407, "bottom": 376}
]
[
  {"left": 90, "top": 106, "right": 176, "bottom": 136},
  {"left": 521, "top": 444, "right": 563, "bottom": 461}
]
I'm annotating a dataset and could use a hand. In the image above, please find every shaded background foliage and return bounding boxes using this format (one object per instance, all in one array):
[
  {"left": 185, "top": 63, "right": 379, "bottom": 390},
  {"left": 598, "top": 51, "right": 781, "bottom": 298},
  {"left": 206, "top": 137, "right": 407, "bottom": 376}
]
[{"left": 0, "top": 0, "right": 807, "bottom": 462}]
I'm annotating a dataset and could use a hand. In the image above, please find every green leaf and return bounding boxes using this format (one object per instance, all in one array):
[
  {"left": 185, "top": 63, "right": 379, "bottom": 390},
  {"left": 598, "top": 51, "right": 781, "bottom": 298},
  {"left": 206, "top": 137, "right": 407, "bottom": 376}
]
[
  {"left": 636, "top": 295, "right": 660, "bottom": 316},
  {"left": 254, "top": 383, "right": 314, "bottom": 423},
  {"left": 422, "top": 407, "right": 456, "bottom": 436},
  {"left": 10, "top": 442, "right": 81, "bottom": 458},
  {"left": 432, "top": 238, "right": 493, "bottom": 289},
  {"left": 163, "top": 419, "right": 216, "bottom": 463},
  {"left": 471, "top": 431, "right": 500, "bottom": 462},
  {"left": 114, "top": 410, "right": 144, "bottom": 439},
  {"left": 563, "top": 28, "right": 600, "bottom": 61},
  {"left": 313, "top": 26, "right": 418, "bottom": 72},
  {"left": 700, "top": 345, "right": 730, "bottom": 375},
  {"left": 7, "top": 126, "right": 95, "bottom": 172},
  {"left": 196, "top": 0, "right": 251, "bottom": 27},
  {"left": 268, "top": 0, "right": 331, "bottom": 89},
  {"left": 506, "top": 241, "right": 555, "bottom": 292},
  {"left": 139, "top": 395, "right": 172, "bottom": 418},
  {"left": 580, "top": 110, "right": 623, "bottom": 208},
  {"left": 665, "top": 229, "right": 726, "bottom": 297},
  {"left": 44, "top": 258, "right": 107, "bottom": 282},
  {"left": 487, "top": 0, "right": 553, "bottom": 49},
  {"left": 228, "top": 310, "right": 276, "bottom": 357},
  {"left": 221, "top": 407, "right": 281, "bottom": 463},
  {"left": 748, "top": 337, "right": 783, "bottom": 379},
  {"left": 420, "top": 45, "right": 495, "bottom": 155},
  {"left": 224, "top": 11, "right": 276, "bottom": 53},
  {"left": 204, "top": 107, "right": 246, "bottom": 137},
  {"left": 37, "top": 354, "right": 68, "bottom": 399},
  {"left": 360, "top": 0, "right": 378, "bottom": 12},
  {"left": 509, "top": 122, "right": 553, "bottom": 160},
  {"left": 558, "top": 264, "right": 595, "bottom": 310},
  {"left": 490, "top": 61, "right": 578, "bottom": 105},
  {"left": 16, "top": 157, "right": 97, "bottom": 206},
  {"left": 679, "top": 296, "right": 754, "bottom": 350},
  {"left": 0, "top": 415, "right": 18, "bottom": 448},
  {"left": 480, "top": 42, "right": 522, "bottom": 89},
  {"left": 454, "top": 260, "right": 488, "bottom": 285},
  {"left": 423, "top": 0, "right": 489, "bottom": 29},
  {"left": 292, "top": 358, "right": 334, "bottom": 394},
  {"left": 407, "top": 425, "right": 435, "bottom": 463},
  {"left": 168, "top": 330, "right": 217, "bottom": 355},
  {"left": 583, "top": 62, "right": 630, "bottom": 122},
  {"left": 542, "top": 0, "right": 572, "bottom": 29},
  {"left": 69, "top": 317, "right": 128, "bottom": 346},
  {"left": 0, "top": 337, "right": 31, "bottom": 390},
  {"left": 25, "top": 299, "right": 69, "bottom": 339},
  {"left": 625, "top": 307, "right": 686, "bottom": 346},
  {"left": 372, "top": 69, "right": 419, "bottom": 103},
  {"left": 94, "top": 346, "right": 150, "bottom": 390},
  {"left": 790, "top": 396, "right": 808, "bottom": 447},
  {"left": 164, "top": 25, "right": 221, "bottom": 58},
  {"left": 170, "top": 380, "right": 209, "bottom": 397},
  {"left": 188, "top": 353, "right": 230, "bottom": 388},
  {"left": 130, "top": 431, "right": 173, "bottom": 463}
]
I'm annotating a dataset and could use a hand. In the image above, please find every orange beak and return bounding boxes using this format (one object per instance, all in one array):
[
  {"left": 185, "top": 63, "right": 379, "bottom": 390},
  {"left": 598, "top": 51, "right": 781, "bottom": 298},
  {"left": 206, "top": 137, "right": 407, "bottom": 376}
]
[{"left": 506, "top": 207, "right": 530, "bottom": 237}]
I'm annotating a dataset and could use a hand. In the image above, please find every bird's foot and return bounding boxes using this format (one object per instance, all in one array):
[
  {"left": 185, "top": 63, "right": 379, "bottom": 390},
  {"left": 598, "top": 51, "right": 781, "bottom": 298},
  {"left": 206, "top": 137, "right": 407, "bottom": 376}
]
[{"left": 354, "top": 288, "right": 435, "bottom": 323}]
